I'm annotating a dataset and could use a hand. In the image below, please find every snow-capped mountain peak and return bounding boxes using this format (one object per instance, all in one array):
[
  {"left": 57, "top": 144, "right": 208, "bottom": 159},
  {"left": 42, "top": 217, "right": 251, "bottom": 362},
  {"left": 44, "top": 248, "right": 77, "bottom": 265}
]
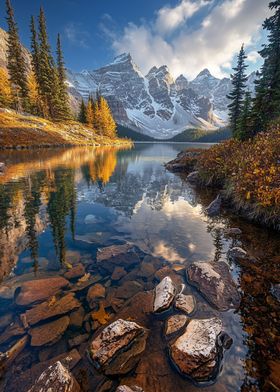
[{"left": 67, "top": 54, "right": 256, "bottom": 139}]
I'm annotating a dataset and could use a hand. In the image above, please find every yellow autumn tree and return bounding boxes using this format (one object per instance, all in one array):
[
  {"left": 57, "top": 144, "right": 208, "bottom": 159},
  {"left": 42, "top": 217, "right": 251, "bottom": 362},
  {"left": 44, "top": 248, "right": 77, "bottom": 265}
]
[
  {"left": 27, "top": 72, "right": 42, "bottom": 115},
  {"left": 0, "top": 67, "right": 13, "bottom": 108},
  {"left": 98, "top": 97, "right": 117, "bottom": 138},
  {"left": 86, "top": 99, "right": 94, "bottom": 126}
]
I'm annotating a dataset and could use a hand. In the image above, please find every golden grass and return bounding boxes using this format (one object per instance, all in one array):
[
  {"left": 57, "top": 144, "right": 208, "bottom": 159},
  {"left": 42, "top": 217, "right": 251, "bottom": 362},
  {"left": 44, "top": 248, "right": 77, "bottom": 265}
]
[{"left": 0, "top": 110, "right": 132, "bottom": 148}]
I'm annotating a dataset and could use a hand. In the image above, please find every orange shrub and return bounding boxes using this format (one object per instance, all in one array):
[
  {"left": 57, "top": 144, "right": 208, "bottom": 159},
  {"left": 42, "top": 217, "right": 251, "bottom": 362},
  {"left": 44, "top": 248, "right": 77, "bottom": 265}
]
[{"left": 197, "top": 127, "right": 280, "bottom": 226}]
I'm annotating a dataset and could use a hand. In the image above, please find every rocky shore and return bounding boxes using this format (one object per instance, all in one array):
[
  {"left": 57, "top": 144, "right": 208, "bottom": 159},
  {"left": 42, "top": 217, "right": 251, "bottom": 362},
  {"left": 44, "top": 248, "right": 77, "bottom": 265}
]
[{"left": 0, "top": 238, "right": 251, "bottom": 392}]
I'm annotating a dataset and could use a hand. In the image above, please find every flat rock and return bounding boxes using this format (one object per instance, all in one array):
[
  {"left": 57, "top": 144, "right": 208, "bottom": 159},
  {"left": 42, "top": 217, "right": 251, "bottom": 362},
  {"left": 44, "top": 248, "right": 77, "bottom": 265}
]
[
  {"left": 227, "top": 247, "right": 248, "bottom": 261},
  {"left": 115, "top": 281, "right": 143, "bottom": 300},
  {"left": 137, "top": 262, "right": 155, "bottom": 279},
  {"left": 64, "top": 264, "right": 85, "bottom": 280},
  {"left": 112, "top": 267, "right": 126, "bottom": 281},
  {"left": 22, "top": 293, "right": 80, "bottom": 326},
  {"left": 165, "top": 315, "right": 188, "bottom": 336},
  {"left": 0, "top": 285, "right": 17, "bottom": 301},
  {"left": 153, "top": 277, "right": 177, "bottom": 313},
  {"left": 27, "top": 361, "right": 81, "bottom": 392},
  {"left": 0, "top": 321, "right": 26, "bottom": 345},
  {"left": 187, "top": 261, "right": 240, "bottom": 311},
  {"left": 69, "top": 307, "right": 85, "bottom": 329},
  {"left": 87, "top": 284, "right": 106, "bottom": 308},
  {"left": 16, "top": 277, "right": 69, "bottom": 306},
  {"left": 170, "top": 317, "right": 223, "bottom": 382},
  {"left": 29, "top": 316, "right": 70, "bottom": 347},
  {"left": 205, "top": 194, "right": 222, "bottom": 216},
  {"left": 90, "top": 319, "right": 147, "bottom": 375},
  {"left": 68, "top": 333, "right": 89, "bottom": 348},
  {"left": 0, "top": 313, "right": 13, "bottom": 330},
  {"left": 96, "top": 244, "right": 140, "bottom": 272},
  {"left": 175, "top": 294, "right": 196, "bottom": 315}
]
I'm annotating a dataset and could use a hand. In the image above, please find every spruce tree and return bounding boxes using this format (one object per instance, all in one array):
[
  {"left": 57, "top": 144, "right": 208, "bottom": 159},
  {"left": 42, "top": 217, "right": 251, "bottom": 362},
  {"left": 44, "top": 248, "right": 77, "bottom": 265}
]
[
  {"left": 236, "top": 91, "right": 252, "bottom": 141},
  {"left": 30, "top": 16, "right": 40, "bottom": 86},
  {"left": 37, "top": 7, "right": 58, "bottom": 118},
  {"left": 56, "top": 34, "right": 71, "bottom": 120},
  {"left": 78, "top": 99, "right": 87, "bottom": 123},
  {"left": 227, "top": 44, "right": 248, "bottom": 138},
  {"left": 251, "top": 1, "right": 280, "bottom": 133},
  {"left": 5, "top": 0, "right": 29, "bottom": 111}
]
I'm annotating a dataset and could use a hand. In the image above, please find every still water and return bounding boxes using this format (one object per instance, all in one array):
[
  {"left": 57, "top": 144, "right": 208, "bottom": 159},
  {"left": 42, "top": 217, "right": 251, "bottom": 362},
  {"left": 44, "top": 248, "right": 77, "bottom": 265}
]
[{"left": 0, "top": 143, "right": 279, "bottom": 392}]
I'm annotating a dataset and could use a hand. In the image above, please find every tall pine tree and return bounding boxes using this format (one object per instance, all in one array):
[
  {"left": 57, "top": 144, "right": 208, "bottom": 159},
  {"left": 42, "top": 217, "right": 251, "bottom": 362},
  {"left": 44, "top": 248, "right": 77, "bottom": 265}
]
[
  {"left": 78, "top": 99, "right": 87, "bottom": 123},
  {"left": 37, "top": 7, "right": 58, "bottom": 118},
  {"left": 56, "top": 34, "right": 71, "bottom": 120},
  {"left": 236, "top": 91, "right": 252, "bottom": 141},
  {"left": 227, "top": 44, "right": 248, "bottom": 138},
  {"left": 5, "top": 0, "right": 29, "bottom": 111},
  {"left": 251, "top": 1, "right": 280, "bottom": 133}
]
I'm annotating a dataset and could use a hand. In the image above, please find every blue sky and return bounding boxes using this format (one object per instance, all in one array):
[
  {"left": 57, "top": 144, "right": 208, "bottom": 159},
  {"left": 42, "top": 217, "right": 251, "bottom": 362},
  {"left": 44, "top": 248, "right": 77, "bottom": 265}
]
[{"left": 0, "top": 0, "right": 270, "bottom": 79}]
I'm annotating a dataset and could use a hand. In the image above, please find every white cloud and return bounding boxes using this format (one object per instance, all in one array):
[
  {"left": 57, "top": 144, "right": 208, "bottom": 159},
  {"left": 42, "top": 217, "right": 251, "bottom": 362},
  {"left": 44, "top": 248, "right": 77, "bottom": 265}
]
[
  {"left": 247, "top": 50, "right": 262, "bottom": 63},
  {"left": 111, "top": 0, "right": 271, "bottom": 79},
  {"left": 155, "top": 0, "right": 211, "bottom": 35}
]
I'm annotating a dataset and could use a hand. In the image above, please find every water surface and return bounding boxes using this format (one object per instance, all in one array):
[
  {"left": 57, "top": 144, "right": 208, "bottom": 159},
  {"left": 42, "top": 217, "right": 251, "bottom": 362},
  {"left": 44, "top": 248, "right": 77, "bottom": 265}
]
[{"left": 0, "top": 143, "right": 279, "bottom": 392}]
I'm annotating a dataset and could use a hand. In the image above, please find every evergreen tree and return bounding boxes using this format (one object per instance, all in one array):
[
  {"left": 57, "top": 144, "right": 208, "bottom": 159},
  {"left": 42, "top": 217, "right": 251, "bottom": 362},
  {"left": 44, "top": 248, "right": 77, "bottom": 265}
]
[
  {"left": 5, "top": 0, "right": 29, "bottom": 111},
  {"left": 78, "top": 99, "right": 87, "bottom": 123},
  {"left": 55, "top": 33, "right": 71, "bottom": 120},
  {"left": 251, "top": 1, "right": 280, "bottom": 133},
  {"left": 227, "top": 44, "right": 248, "bottom": 138},
  {"left": 37, "top": 7, "right": 58, "bottom": 118},
  {"left": 30, "top": 16, "right": 40, "bottom": 87},
  {"left": 236, "top": 91, "right": 252, "bottom": 141}
]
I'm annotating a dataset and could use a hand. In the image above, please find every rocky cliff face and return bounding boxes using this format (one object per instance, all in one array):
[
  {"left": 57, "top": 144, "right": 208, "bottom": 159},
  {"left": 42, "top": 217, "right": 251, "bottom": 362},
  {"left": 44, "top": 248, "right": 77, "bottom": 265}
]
[
  {"left": 67, "top": 54, "right": 256, "bottom": 139},
  {"left": 0, "top": 27, "right": 31, "bottom": 71}
]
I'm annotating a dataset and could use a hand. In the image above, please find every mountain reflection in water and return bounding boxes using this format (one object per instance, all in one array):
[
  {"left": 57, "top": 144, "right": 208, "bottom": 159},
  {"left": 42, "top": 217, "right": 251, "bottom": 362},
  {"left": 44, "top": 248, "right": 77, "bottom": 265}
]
[{"left": 0, "top": 143, "right": 279, "bottom": 392}]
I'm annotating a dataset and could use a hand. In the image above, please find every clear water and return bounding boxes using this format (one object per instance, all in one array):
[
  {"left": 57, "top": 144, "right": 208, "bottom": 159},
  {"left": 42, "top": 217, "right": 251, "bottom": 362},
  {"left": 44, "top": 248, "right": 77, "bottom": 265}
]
[{"left": 0, "top": 143, "right": 279, "bottom": 392}]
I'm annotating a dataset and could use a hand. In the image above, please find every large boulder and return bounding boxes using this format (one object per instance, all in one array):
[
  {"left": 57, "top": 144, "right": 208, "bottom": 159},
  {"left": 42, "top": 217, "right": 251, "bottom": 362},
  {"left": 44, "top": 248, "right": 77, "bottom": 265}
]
[
  {"left": 16, "top": 277, "right": 69, "bottom": 306},
  {"left": 187, "top": 261, "right": 240, "bottom": 311},
  {"left": 89, "top": 319, "right": 148, "bottom": 375},
  {"left": 170, "top": 317, "right": 223, "bottom": 382},
  {"left": 22, "top": 293, "right": 80, "bottom": 326},
  {"left": 153, "top": 277, "right": 177, "bottom": 313},
  {"left": 27, "top": 361, "right": 80, "bottom": 392}
]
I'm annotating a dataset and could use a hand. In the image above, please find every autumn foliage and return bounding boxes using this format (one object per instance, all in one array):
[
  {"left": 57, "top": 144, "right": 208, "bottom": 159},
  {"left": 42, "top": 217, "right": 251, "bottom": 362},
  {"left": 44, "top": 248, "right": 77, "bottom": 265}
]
[{"left": 197, "top": 124, "right": 280, "bottom": 227}]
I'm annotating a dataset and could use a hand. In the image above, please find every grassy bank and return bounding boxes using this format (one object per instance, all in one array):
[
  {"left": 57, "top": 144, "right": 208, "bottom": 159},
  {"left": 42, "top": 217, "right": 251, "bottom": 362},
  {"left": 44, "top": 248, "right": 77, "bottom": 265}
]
[
  {"left": 0, "top": 110, "right": 132, "bottom": 149},
  {"left": 166, "top": 125, "right": 280, "bottom": 229}
]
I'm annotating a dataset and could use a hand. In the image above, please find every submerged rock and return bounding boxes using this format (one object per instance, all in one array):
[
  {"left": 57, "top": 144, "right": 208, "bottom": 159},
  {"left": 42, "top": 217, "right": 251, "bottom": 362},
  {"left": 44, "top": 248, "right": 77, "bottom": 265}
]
[
  {"left": 27, "top": 361, "right": 81, "bottom": 392},
  {"left": 29, "top": 316, "right": 70, "bottom": 347},
  {"left": 170, "top": 317, "right": 223, "bottom": 382},
  {"left": 112, "top": 267, "right": 126, "bottom": 281},
  {"left": 0, "top": 162, "right": 5, "bottom": 172},
  {"left": 89, "top": 319, "right": 148, "bottom": 375},
  {"left": 87, "top": 284, "right": 106, "bottom": 308},
  {"left": 0, "top": 321, "right": 26, "bottom": 345},
  {"left": 96, "top": 244, "right": 140, "bottom": 272},
  {"left": 175, "top": 294, "right": 196, "bottom": 315},
  {"left": 153, "top": 277, "right": 177, "bottom": 313},
  {"left": 16, "top": 277, "right": 69, "bottom": 306},
  {"left": 22, "top": 293, "right": 80, "bottom": 326},
  {"left": 205, "top": 194, "right": 222, "bottom": 217},
  {"left": 115, "top": 281, "right": 143, "bottom": 300},
  {"left": 187, "top": 261, "right": 240, "bottom": 311},
  {"left": 64, "top": 264, "right": 85, "bottom": 280},
  {"left": 165, "top": 315, "right": 188, "bottom": 337}
]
